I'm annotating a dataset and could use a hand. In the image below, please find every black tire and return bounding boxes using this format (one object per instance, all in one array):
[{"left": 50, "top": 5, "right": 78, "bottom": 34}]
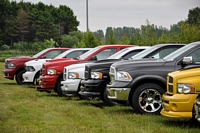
[
  {"left": 77, "top": 83, "right": 85, "bottom": 99},
  {"left": 56, "top": 77, "right": 63, "bottom": 97},
  {"left": 77, "top": 83, "right": 90, "bottom": 100},
  {"left": 191, "top": 96, "right": 200, "bottom": 122},
  {"left": 131, "top": 83, "right": 165, "bottom": 115},
  {"left": 16, "top": 69, "right": 26, "bottom": 85},
  {"left": 34, "top": 72, "right": 40, "bottom": 85},
  {"left": 100, "top": 87, "right": 119, "bottom": 106}
]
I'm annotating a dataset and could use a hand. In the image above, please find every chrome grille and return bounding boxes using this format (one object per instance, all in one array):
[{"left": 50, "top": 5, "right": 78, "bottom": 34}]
[
  {"left": 5, "top": 60, "right": 8, "bottom": 69},
  {"left": 109, "top": 66, "right": 116, "bottom": 83},
  {"left": 63, "top": 67, "right": 67, "bottom": 81},
  {"left": 110, "top": 67, "right": 114, "bottom": 73},
  {"left": 41, "top": 64, "right": 45, "bottom": 75}
]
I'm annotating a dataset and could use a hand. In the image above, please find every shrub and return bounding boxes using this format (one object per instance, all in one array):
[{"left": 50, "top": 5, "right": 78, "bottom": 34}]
[{"left": 0, "top": 44, "right": 10, "bottom": 50}]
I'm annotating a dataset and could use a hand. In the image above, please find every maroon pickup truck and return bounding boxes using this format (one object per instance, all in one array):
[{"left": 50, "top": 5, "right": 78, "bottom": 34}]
[{"left": 3, "top": 48, "right": 69, "bottom": 85}]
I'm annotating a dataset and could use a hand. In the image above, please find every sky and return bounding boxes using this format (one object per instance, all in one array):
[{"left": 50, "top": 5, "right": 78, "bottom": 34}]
[{"left": 15, "top": 0, "right": 200, "bottom": 32}]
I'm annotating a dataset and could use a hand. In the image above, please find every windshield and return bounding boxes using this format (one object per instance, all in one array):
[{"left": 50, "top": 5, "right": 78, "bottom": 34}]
[
  {"left": 32, "top": 49, "right": 49, "bottom": 58},
  {"left": 78, "top": 47, "right": 100, "bottom": 60},
  {"left": 107, "top": 48, "right": 128, "bottom": 59},
  {"left": 163, "top": 43, "right": 195, "bottom": 61},
  {"left": 130, "top": 47, "right": 157, "bottom": 60}
]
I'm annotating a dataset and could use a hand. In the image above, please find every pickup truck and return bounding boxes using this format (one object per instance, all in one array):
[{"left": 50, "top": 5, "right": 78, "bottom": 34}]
[
  {"left": 23, "top": 48, "right": 91, "bottom": 85},
  {"left": 37, "top": 45, "right": 133, "bottom": 95},
  {"left": 79, "top": 44, "right": 185, "bottom": 106},
  {"left": 3, "top": 48, "right": 69, "bottom": 85},
  {"left": 106, "top": 42, "right": 200, "bottom": 115},
  {"left": 60, "top": 46, "right": 150, "bottom": 97},
  {"left": 161, "top": 65, "right": 200, "bottom": 122}
]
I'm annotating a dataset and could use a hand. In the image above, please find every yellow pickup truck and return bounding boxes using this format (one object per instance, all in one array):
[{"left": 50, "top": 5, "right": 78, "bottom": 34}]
[{"left": 161, "top": 65, "right": 200, "bottom": 122}]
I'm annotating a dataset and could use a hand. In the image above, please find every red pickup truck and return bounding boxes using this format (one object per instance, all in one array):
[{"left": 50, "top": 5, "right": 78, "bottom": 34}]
[
  {"left": 3, "top": 48, "right": 69, "bottom": 85},
  {"left": 37, "top": 45, "right": 133, "bottom": 94}
]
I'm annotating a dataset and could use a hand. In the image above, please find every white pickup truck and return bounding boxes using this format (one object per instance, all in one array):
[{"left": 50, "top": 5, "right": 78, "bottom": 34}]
[
  {"left": 60, "top": 46, "right": 150, "bottom": 98},
  {"left": 22, "top": 48, "right": 91, "bottom": 85}
]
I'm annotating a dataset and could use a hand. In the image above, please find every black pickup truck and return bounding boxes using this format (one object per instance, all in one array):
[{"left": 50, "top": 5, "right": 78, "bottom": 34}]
[
  {"left": 79, "top": 44, "right": 185, "bottom": 105},
  {"left": 106, "top": 41, "right": 200, "bottom": 115}
]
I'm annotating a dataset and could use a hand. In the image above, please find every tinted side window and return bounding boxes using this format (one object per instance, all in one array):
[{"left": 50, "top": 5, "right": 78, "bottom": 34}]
[
  {"left": 45, "top": 50, "right": 63, "bottom": 59},
  {"left": 96, "top": 48, "right": 117, "bottom": 60},
  {"left": 65, "top": 50, "right": 88, "bottom": 58},
  {"left": 122, "top": 49, "right": 144, "bottom": 60},
  {"left": 151, "top": 47, "right": 180, "bottom": 59},
  {"left": 187, "top": 48, "right": 200, "bottom": 64}
]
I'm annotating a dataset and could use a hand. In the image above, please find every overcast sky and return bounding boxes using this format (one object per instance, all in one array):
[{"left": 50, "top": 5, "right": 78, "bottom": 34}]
[{"left": 15, "top": 0, "right": 199, "bottom": 32}]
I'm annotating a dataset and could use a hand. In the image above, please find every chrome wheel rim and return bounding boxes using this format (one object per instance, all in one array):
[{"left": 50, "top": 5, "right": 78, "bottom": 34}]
[{"left": 138, "top": 88, "right": 162, "bottom": 113}]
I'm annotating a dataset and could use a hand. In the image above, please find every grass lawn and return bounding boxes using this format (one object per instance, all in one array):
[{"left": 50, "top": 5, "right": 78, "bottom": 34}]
[{"left": 0, "top": 62, "right": 199, "bottom": 133}]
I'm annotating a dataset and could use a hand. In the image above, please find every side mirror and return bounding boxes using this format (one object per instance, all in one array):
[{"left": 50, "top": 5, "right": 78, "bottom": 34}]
[
  {"left": 90, "top": 56, "right": 97, "bottom": 61},
  {"left": 182, "top": 57, "right": 193, "bottom": 65}
]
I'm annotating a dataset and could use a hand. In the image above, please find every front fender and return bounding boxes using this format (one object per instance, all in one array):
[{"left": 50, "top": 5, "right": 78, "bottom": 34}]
[{"left": 129, "top": 74, "right": 166, "bottom": 88}]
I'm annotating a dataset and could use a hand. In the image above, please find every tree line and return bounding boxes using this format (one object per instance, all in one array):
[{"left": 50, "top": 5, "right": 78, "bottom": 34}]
[{"left": 0, "top": 0, "right": 200, "bottom": 52}]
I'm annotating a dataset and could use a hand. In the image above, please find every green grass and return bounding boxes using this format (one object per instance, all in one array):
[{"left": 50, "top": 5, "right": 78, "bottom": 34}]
[{"left": 0, "top": 62, "right": 199, "bottom": 133}]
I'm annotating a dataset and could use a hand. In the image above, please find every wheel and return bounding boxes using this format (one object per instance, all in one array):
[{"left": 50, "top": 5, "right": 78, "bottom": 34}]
[
  {"left": 77, "top": 83, "right": 90, "bottom": 100},
  {"left": 191, "top": 97, "right": 200, "bottom": 122},
  {"left": 100, "top": 87, "right": 119, "bottom": 106},
  {"left": 56, "top": 77, "right": 63, "bottom": 96},
  {"left": 131, "top": 83, "right": 165, "bottom": 115},
  {"left": 16, "top": 69, "right": 26, "bottom": 85},
  {"left": 34, "top": 72, "right": 40, "bottom": 85}
]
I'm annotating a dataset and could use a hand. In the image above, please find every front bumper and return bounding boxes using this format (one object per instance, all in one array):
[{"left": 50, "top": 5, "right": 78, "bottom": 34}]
[
  {"left": 61, "top": 79, "right": 81, "bottom": 95},
  {"left": 79, "top": 79, "right": 106, "bottom": 97},
  {"left": 106, "top": 81, "right": 131, "bottom": 101},
  {"left": 23, "top": 71, "right": 37, "bottom": 83},
  {"left": 3, "top": 69, "right": 15, "bottom": 79},
  {"left": 37, "top": 75, "right": 58, "bottom": 91},
  {"left": 161, "top": 93, "right": 198, "bottom": 119}
]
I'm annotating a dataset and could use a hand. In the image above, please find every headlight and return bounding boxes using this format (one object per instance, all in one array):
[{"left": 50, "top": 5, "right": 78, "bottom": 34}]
[
  {"left": 25, "top": 66, "right": 35, "bottom": 72},
  {"left": 68, "top": 72, "right": 79, "bottom": 79},
  {"left": 178, "top": 83, "right": 195, "bottom": 93},
  {"left": 47, "top": 69, "right": 57, "bottom": 75},
  {"left": 7, "top": 63, "right": 15, "bottom": 69},
  {"left": 116, "top": 71, "right": 132, "bottom": 81},
  {"left": 91, "top": 72, "right": 102, "bottom": 79}
]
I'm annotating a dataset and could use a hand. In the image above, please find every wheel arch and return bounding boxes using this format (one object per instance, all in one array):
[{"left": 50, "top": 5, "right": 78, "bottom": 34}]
[
  {"left": 55, "top": 73, "right": 63, "bottom": 88},
  {"left": 34, "top": 71, "right": 40, "bottom": 80},
  {"left": 128, "top": 75, "right": 166, "bottom": 102},
  {"left": 15, "top": 67, "right": 25, "bottom": 77}
]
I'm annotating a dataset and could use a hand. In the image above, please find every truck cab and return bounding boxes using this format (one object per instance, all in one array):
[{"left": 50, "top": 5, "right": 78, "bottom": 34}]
[
  {"left": 161, "top": 63, "right": 200, "bottom": 122},
  {"left": 3, "top": 48, "right": 69, "bottom": 85},
  {"left": 106, "top": 42, "right": 200, "bottom": 115}
]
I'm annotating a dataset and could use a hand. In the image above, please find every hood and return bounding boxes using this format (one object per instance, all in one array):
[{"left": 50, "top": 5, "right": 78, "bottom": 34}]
[
  {"left": 87, "top": 59, "right": 121, "bottom": 70},
  {"left": 43, "top": 59, "right": 80, "bottom": 68},
  {"left": 66, "top": 62, "right": 91, "bottom": 71},
  {"left": 6, "top": 56, "right": 34, "bottom": 61},
  {"left": 168, "top": 66, "right": 200, "bottom": 78},
  {"left": 5, "top": 56, "right": 36, "bottom": 63},
  {"left": 25, "top": 59, "right": 51, "bottom": 66},
  {"left": 49, "top": 58, "right": 73, "bottom": 62},
  {"left": 112, "top": 58, "right": 166, "bottom": 71}
]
